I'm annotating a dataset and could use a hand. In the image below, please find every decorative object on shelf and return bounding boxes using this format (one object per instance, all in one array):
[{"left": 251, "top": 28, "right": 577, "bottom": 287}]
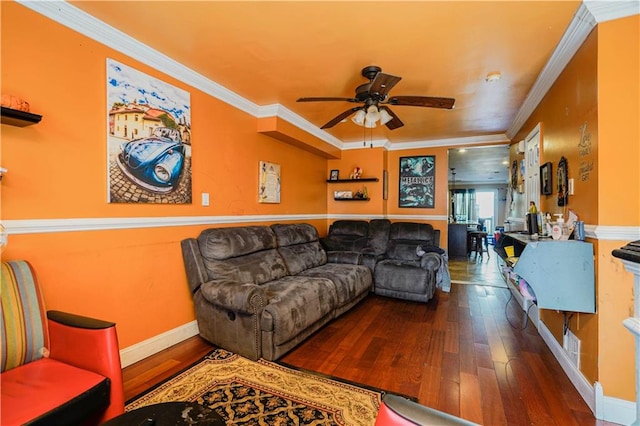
[
  {"left": 540, "top": 162, "right": 552, "bottom": 195},
  {"left": 557, "top": 156, "right": 569, "bottom": 206},
  {"left": 349, "top": 167, "right": 363, "bottom": 179},
  {"left": 1, "top": 94, "right": 30, "bottom": 111},
  {"left": 0, "top": 167, "right": 6, "bottom": 181},
  {"left": 259, "top": 161, "right": 281, "bottom": 203},
  {"left": 329, "top": 169, "right": 339, "bottom": 180},
  {"left": 107, "top": 59, "right": 192, "bottom": 204},
  {"left": 334, "top": 191, "right": 353, "bottom": 199},
  {"left": 399, "top": 156, "right": 435, "bottom": 208}
]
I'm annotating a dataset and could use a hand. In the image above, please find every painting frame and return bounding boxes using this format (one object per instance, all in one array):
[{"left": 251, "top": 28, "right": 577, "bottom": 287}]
[
  {"left": 399, "top": 155, "right": 435, "bottom": 208},
  {"left": 259, "top": 161, "right": 281, "bottom": 203},
  {"left": 106, "top": 58, "right": 192, "bottom": 204},
  {"left": 329, "top": 169, "right": 339, "bottom": 181},
  {"left": 540, "top": 162, "right": 552, "bottom": 195}
]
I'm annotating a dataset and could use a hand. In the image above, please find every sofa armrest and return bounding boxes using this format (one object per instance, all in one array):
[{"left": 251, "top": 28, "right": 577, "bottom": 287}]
[
  {"left": 326, "top": 251, "right": 363, "bottom": 265},
  {"left": 199, "top": 280, "right": 267, "bottom": 315},
  {"left": 47, "top": 310, "right": 124, "bottom": 422},
  {"left": 420, "top": 252, "right": 442, "bottom": 271},
  {"left": 376, "top": 394, "right": 478, "bottom": 426}
]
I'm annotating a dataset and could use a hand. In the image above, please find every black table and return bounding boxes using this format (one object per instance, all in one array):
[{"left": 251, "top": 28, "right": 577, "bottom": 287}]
[{"left": 103, "top": 402, "right": 225, "bottom": 425}]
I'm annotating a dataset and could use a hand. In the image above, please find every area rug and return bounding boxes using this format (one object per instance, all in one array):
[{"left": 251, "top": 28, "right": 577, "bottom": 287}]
[{"left": 126, "top": 348, "right": 382, "bottom": 425}]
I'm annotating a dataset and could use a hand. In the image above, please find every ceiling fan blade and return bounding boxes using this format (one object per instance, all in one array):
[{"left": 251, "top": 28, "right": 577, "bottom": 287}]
[
  {"left": 369, "top": 73, "right": 402, "bottom": 97},
  {"left": 380, "top": 106, "right": 404, "bottom": 130},
  {"left": 320, "top": 107, "right": 362, "bottom": 129},
  {"left": 297, "top": 97, "right": 359, "bottom": 103},
  {"left": 386, "top": 96, "right": 455, "bottom": 109}
]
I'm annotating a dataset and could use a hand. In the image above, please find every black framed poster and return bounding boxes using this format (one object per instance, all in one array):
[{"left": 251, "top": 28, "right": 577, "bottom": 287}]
[{"left": 399, "top": 155, "right": 435, "bottom": 208}]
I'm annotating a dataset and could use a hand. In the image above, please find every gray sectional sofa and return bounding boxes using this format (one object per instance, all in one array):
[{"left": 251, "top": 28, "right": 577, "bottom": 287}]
[
  {"left": 322, "top": 220, "right": 451, "bottom": 302},
  {"left": 181, "top": 223, "right": 372, "bottom": 361}
]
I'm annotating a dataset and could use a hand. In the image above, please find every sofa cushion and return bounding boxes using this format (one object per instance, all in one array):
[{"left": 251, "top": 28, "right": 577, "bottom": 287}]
[
  {"left": 260, "top": 276, "right": 337, "bottom": 345},
  {"left": 375, "top": 260, "right": 431, "bottom": 295},
  {"left": 389, "top": 222, "right": 436, "bottom": 245},
  {"left": 202, "top": 250, "right": 288, "bottom": 285},
  {"left": 198, "top": 226, "right": 288, "bottom": 285},
  {"left": 300, "top": 263, "right": 372, "bottom": 307},
  {"left": 386, "top": 240, "right": 422, "bottom": 261},
  {"left": 198, "top": 226, "right": 278, "bottom": 260},
  {"left": 271, "top": 224, "right": 327, "bottom": 275}
]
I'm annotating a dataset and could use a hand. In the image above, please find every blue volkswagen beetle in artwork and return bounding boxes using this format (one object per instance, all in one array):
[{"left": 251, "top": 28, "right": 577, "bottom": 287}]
[{"left": 117, "top": 127, "right": 186, "bottom": 193}]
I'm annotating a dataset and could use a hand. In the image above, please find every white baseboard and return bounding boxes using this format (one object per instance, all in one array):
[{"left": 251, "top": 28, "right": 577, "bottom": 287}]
[
  {"left": 119, "top": 320, "right": 200, "bottom": 368},
  {"left": 539, "top": 321, "right": 636, "bottom": 425}
]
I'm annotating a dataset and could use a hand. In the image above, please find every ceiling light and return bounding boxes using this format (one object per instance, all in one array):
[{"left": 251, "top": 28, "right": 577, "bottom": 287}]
[
  {"left": 485, "top": 71, "right": 502, "bottom": 82},
  {"left": 379, "top": 108, "right": 393, "bottom": 125},
  {"left": 365, "top": 105, "right": 380, "bottom": 124},
  {"left": 352, "top": 105, "right": 388, "bottom": 128},
  {"left": 351, "top": 109, "right": 366, "bottom": 126}
]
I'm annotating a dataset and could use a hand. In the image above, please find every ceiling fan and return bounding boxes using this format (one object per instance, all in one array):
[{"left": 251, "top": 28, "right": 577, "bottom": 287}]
[{"left": 297, "top": 65, "right": 455, "bottom": 130}]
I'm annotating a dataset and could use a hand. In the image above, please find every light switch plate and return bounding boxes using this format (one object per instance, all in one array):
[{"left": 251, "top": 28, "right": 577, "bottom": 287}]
[
  {"left": 568, "top": 178, "right": 574, "bottom": 195},
  {"left": 201, "top": 192, "right": 210, "bottom": 206}
]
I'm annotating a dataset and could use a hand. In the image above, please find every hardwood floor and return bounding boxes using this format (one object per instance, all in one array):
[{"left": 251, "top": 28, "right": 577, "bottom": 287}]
[{"left": 123, "top": 255, "right": 618, "bottom": 425}]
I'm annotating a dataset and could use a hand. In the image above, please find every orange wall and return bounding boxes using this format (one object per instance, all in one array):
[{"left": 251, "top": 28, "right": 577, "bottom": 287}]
[
  {"left": 512, "top": 17, "right": 639, "bottom": 401},
  {"left": 1, "top": 2, "right": 328, "bottom": 348},
  {"left": 594, "top": 15, "right": 639, "bottom": 401}
]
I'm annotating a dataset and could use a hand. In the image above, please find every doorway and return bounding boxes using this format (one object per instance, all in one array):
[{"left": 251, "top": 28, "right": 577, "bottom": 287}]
[{"left": 476, "top": 190, "right": 496, "bottom": 238}]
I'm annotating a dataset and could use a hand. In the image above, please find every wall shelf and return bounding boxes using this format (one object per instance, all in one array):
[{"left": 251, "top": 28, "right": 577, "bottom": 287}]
[
  {"left": 334, "top": 198, "right": 370, "bottom": 201},
  {"left": 1, "top": 106, "right": 42, "bottom": 127},
  {"left": 326, "top": 177, "right": 379, "bottom": 183}
]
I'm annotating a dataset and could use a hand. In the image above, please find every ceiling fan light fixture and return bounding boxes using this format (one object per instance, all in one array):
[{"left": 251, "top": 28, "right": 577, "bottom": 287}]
[
  {"left": 364, "top": 119, "right": 377, "bottom": 128},
  {"left": 351, "top": 109, "right": 366, "bottom": 126},
  {"left": 379, "top": 108, "right": 393, "bottom": 125},
  {"left": 365, "top": 105, "right": 380, "bottom": 124}
]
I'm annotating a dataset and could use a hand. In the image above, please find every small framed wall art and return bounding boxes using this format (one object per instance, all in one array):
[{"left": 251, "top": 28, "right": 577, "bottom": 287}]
[
  {"left": 540, "top": 162, "right": 552, "bottom": 195},
  {"left": 329, "top": 169, "right": 339, "bottom": 180}
]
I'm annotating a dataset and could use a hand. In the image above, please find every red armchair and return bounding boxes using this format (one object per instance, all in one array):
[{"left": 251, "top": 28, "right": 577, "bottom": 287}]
[{"left": 1, "top": 260, "right": 124, "bottom": 425}]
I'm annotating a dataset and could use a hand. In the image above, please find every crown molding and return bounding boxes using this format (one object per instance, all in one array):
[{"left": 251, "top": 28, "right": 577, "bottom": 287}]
[
  {"left": 388, "top": 134, "right": 510, "bottom": 151},
  {"left": 583, "top": 0, "right": 640, "bottom": 23}
]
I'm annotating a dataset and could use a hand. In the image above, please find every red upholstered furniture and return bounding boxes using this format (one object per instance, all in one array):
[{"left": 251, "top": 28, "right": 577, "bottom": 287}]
[
  {"left": 375, "top": 394, "right": 478, "bottom": 426},
  {"left": 1, "top": 260, "right": 124, "bottom": 425}
]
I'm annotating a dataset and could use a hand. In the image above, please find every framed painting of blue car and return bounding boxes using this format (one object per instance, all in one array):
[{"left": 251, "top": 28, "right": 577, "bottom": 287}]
[
  {"left": 107, "top": 59, "right": 192, "bottom": 204},
  {"left": 399, "top": 156, "right": 435, "bottom": 208}
]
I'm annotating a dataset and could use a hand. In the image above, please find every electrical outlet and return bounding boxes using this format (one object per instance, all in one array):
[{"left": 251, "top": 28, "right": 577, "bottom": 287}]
[{"left": 563, "top": 329, "right": 581, "bottom": 369}]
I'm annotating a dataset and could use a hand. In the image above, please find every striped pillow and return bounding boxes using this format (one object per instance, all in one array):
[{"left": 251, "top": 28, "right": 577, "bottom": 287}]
[{"left": 1, "top": 260, "right": 50, "bottom": 372}]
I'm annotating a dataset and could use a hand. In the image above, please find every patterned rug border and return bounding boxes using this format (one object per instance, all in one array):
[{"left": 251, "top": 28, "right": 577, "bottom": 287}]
[{"left": 126, "top": 347, "right": 385, "bottom": 425}]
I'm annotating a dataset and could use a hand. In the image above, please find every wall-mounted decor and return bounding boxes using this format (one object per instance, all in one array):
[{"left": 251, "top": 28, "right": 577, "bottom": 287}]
[
  {"left": 329, "top": 170, "right": 339, "bottom": 180},
  {"left": 383, "top": 170, "right": 389, "bottom": 200},
  {"left": 259, "top": 161, "right": 281, "bottom": 203},
  {"left": 540, "top": 162, "right": 552, "bottom": 195},
  {"left": 107, "top": 59, "right": 192, "bottom": 204},
  {"left": 557, "top": 156, "right": 569, "bottom": 206},
  {"left": 399, "top": 156, "right": 435, "bottom": 208}
]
